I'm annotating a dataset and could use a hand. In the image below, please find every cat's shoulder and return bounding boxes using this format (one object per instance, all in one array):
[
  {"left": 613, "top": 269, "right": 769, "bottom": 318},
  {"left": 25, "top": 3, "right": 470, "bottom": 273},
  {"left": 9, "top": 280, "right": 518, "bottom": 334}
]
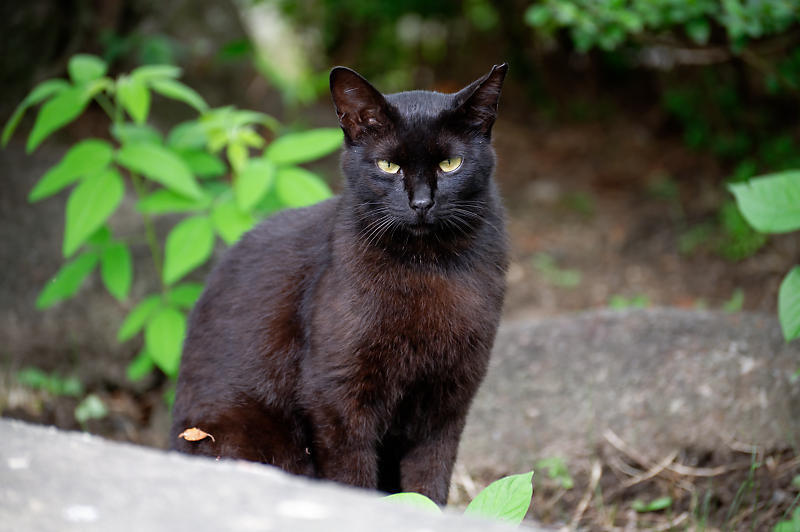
[{"left": 247, "top": 196, "right": 340, "bottom": 242}]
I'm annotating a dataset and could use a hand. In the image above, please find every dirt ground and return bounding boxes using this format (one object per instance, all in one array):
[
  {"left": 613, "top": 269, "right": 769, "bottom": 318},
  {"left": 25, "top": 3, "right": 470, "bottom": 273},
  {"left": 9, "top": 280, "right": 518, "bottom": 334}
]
[{"left": 3, "top": 107, "right": 799, "bottom": 530}]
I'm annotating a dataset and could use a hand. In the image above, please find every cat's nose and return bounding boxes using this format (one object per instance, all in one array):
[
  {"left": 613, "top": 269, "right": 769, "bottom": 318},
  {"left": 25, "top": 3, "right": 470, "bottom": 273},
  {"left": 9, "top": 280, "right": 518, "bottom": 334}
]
[{"left": 411, "top": 197, "right": 434, "bottom": 216}]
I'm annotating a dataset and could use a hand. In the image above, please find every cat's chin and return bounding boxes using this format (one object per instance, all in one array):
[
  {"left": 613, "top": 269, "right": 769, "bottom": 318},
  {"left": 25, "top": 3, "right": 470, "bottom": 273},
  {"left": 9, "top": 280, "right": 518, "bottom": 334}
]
[{"left": 405, "top": 223, "right": 433, "bottom": 236}]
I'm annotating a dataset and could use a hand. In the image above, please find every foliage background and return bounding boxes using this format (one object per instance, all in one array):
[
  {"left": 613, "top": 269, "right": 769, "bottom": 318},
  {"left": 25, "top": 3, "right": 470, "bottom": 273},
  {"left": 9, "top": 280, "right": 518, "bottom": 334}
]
[{"left": 1, "top": 0, "right": 799, "bottom": 529}]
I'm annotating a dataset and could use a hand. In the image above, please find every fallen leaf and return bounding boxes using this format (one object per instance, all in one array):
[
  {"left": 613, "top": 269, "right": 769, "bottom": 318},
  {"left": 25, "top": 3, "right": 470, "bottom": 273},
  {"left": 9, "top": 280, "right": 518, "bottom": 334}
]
[{"left": 178, "top": 427, "right": 216, "bottom": 442}]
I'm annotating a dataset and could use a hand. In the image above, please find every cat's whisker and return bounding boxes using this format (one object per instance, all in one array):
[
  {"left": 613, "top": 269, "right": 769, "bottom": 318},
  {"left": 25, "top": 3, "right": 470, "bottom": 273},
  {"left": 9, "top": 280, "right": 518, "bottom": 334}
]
[
  {"left": 359, "top": 216, "right": 388, "bottom": 245},
  {"left": 443, "top": 216, "right": 470, "bottom": 239},
  {"left": 362, "top": 214, "right": 395, "bottom": 249},
  {"left": 374, "top": 218, "right": 398, "bottom": 248},
  {"left": 354, "top": 206, "right": 392, "bottom": 224},
  {"left": 449, "top": 207, "right": 503, "bottom": 237}
]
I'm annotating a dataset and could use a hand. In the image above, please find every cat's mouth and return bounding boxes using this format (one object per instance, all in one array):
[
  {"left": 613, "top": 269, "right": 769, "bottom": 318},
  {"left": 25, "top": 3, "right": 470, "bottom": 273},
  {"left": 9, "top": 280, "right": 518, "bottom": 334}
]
[{"left": 406, "top": 222, "right": 433, "bottom": 235}]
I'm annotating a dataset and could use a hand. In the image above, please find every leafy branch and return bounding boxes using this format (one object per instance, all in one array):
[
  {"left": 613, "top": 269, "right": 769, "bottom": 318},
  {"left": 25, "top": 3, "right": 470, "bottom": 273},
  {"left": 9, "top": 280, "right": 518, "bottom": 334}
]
[{"left": 4, "top": 54, "right": 344, "bottom": 382}]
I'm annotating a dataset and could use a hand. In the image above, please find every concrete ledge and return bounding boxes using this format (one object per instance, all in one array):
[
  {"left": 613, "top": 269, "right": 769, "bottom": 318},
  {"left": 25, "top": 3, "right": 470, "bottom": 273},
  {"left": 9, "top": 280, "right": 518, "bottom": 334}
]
[
  {"left": 460, "top": 308, "right": 800, "bottom": 476},
  {"left": 0, "top": 419, "right": 537, "bottom": 531}
]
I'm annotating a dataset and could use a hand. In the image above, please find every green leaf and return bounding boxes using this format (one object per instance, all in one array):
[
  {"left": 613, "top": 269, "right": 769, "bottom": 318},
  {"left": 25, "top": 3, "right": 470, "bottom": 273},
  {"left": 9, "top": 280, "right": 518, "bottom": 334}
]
[
  {"left": 131, "top": 64, "right": 182, "bottom": 82},
  {"left": 16, "top": 368, "right": 83, "bottom": 396},
  {"left": 100, "top": 242, "right": 132, "bottom": 301},
  {"left": 238, "top": 128, "right": 265, "bottom": 149},
  {"left": 231, "top": 109, "right": 279, "bottom": 130},
  {"left": 36, "top": 252, "right": 99, "bottom": 309},
  {"left": 384, "top": 493, "right": 441, "bottom": 513},
  {"left": 729, "top": 171, "right": 800, "bottom": 233},
  {"left": 167, "top": 121, "right": 208, "bottom": 149},
  {"left": 722, "top": 288, "right": 744, "bottom": 314},
  {"left": 83, "top": 77, "right": 113, "bottom": 99},
  {"left": 464, "top": 472, "right": 533, "bottom": 525},
  {"left": 118, "top": 294, "right": 162, "bottom": 342},
  {"left": 775, "top": 521, "right": 799, "bottom": 532},
  {"left": 63, "top": 169, "right": 125, "bottom": 257},
  {"left": 265, "top": 128, "right": 343, "bottom": 165},
  {"left": 779, "top": 266, "right": 800, "bottom": 342},
  {"left": 176, "top": 149, "right": 226, "bottom": 178},
  {"left": 168, "top": 283, "right": 204, "bottom": 309},
  {"left": 127, "top": 349, "right": 156, "bottom": 381},
  {"left": 29, "top": 139, "right": 113, "bottom": 201},
  {"left": 149, "top": 78, "right": 208, "bottom": 112},
  {"left": 23, "top": 78, "right": 72, "bottom": 104},
  {"left": 27, "top": 86, "right": 91, "bottom": 152},
  {"left": 145, "top": 307, "right": 186, "bottom": 377},
  {"left": 632, "top": 496, "right": 673, "bottom": 513},
  {"left": 111, "top": 123, "right": 163, "bottom": 145},
  {"left": 685, "top": 19, "right": 711, "bottom": 45},
  {"left": 17, "top": 368, "right": 83, "bottom": 397},
  {"left": 58, "top": 376, "right": 84, "bottom": 397},
  {"left": 16, "top": 367, "right": 50, "bottom": 389},
  {"left": 535, "top": 457, "right": 574, "bottom": 489},
  {"left": 275, "top": 167, "right": 332, "bottom": 207},
  {"left": 212, "top": 199, "right": 255, "bottom": 245},
  {"left": 137, "top": 188, "right": 211, "bottom": 214},
  {"left": 88, "top": 226, "right": 112, "bottom": 246},
  {"left": 117, "top": 76, "right": 151, "bottom": 124},
  {"left": 163, "top": 215, "right": 215, "bottom": 285},
  {"left": 227, "top": 141, "right": 248, "bottom": 173},
  {"left": 68, "top": 54, "right": 107, "bottom": 84},
  {"left": 2, "top": 79, "right": 70, "bottom": 146},
  {"left": 74, "top": 394, "right": 108, "bottom": 424},
  {"left": 164, "top": 383, "right": 177, "bottom": 408},
  {"left": 116, "top": 141, "right": 203, "bottom": 200},
  {"left": 235, "top": 159, "right": 276, "bottom": 211}
]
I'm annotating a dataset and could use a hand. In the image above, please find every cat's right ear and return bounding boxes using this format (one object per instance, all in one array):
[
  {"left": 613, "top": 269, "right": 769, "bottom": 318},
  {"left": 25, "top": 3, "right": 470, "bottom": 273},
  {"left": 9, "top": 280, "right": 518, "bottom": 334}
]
[{"left": 330, "top": 67, "right": 391, "bottom": 143}]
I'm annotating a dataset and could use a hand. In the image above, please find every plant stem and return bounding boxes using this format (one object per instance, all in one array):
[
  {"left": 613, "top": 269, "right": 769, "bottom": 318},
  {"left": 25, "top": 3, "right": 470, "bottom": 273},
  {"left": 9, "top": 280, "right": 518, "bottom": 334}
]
[
  {"left": 108, "top": 88, "right": 166, "bottom": 295},
  {"left": 130, "top": 172, "right": 165, "bottom": 292},
  {"left": 94, "top": 94, "right": 116, "bottom": 121}
]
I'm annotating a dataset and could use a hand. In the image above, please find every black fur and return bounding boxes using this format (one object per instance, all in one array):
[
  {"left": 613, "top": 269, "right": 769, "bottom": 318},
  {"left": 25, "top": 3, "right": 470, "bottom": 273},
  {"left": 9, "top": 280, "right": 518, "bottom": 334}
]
[{"left": 170, "top": 64, "right": 509, "bottom": 505}]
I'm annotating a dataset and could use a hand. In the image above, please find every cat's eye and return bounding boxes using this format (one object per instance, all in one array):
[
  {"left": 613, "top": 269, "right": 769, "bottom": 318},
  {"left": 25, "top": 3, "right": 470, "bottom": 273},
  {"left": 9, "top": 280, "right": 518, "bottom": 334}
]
[
  {"left": 439, "top": 156, "right": 463, "bottom": 173},
  {"left": 376, "top": 160, "right": 401, "bottom": 174}
]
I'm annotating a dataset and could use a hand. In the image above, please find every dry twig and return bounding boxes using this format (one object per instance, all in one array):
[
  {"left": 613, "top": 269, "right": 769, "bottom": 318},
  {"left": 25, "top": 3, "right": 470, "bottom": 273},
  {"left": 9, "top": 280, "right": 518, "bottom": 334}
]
[
  {"left": 453, "top": 462, "right": 480, "bottom": 500},
  {"left": 652, "top": 512, "right": 689, "bottom": 531},
  {"left": 568, "top": 460, "right": 602, "bottom": 530}
]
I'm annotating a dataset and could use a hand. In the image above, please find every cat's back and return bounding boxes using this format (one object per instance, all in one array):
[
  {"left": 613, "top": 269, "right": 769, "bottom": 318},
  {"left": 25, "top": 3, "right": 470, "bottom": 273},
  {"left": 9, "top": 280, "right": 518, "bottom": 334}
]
[
  {"left": 180, "top": 198, "right": 339, "bottom": 371},
  {"left": 207, "top": 197, "right": 338, "bottom": 294}
]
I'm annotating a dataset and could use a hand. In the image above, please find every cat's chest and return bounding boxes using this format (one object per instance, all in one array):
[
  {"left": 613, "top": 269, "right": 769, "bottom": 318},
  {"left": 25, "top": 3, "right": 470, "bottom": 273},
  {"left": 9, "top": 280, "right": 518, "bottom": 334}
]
[
  {"left": 310, "top": 252, "right": 502, "bottom": 373},
  {"left": 344, "top": 265, "right": 493, "bottom": 361},
  {"left": 369, "top": 270, "right": 478, "bottom": 327}
]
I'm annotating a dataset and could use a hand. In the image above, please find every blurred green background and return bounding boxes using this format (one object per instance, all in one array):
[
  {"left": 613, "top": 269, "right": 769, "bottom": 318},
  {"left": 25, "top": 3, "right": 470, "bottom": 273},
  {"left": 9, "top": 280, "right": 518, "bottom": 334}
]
[{"left": 1, "top": 1, "right": 800, "bottom": 529}]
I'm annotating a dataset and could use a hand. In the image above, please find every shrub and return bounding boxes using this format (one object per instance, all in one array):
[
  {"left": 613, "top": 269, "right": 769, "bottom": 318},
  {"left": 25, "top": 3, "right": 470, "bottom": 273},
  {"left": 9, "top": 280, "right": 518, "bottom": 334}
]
[
  {"left": 730, "top": 170, "right": 800, "bottom": 342},
  {"left": 524, "top": 0, "right": 799, "bottom": 52},
  {"left": 4, "top": 54, "right": 343, "bottom": 382}
]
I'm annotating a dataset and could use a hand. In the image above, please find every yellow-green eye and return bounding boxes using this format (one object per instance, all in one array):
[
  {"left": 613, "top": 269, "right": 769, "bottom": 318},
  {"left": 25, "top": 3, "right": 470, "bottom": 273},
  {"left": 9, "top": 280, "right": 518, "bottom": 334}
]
[
  {"left": 376, "top": 160, "right": 400, "bottom": 174},
  {"left": 439, "top": 156, "right": 463, "bottom": 173}
]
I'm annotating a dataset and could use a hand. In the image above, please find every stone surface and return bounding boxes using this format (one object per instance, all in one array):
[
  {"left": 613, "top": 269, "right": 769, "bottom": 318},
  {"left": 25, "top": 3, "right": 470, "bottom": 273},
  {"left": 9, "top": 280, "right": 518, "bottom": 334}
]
[
  {"left": 0, "top": 419, "right": 538, "bottom": 532},
  {"left": 458, "top": 308, "right": 800, "bottom": 477}
]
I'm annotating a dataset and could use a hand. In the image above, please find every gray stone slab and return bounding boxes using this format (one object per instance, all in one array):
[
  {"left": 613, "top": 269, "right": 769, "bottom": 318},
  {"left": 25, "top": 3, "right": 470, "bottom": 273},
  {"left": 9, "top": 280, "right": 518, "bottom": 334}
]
[
  {"left": 459, "top": 309, "right": 800, "bottom": 476},
  {"left": 0, "top": 419, "right": 541, "bottom": 532}
]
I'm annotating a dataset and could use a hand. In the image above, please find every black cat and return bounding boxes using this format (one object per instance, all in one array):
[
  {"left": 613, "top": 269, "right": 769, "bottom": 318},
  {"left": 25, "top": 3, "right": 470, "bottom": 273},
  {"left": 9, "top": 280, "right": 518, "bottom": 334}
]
[{"left": 170, "top": 64, "right": 509, "bottom": 505}]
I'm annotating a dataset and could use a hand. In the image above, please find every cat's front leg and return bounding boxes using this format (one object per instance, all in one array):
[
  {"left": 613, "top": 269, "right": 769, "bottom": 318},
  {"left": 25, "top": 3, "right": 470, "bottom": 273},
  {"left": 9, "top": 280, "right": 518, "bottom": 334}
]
[
  {"left": 399, "top": 413, "right": 467, "bottom": 505},
  {"left": 307, "top": 405, "right": 380, "bottom": 489}
]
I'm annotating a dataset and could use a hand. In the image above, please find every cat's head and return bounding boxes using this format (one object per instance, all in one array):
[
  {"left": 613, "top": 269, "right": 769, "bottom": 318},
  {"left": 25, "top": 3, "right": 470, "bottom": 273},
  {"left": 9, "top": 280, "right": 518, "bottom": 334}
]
[{"left": 330, "top": 64, "right": 507, "bottom": 247}]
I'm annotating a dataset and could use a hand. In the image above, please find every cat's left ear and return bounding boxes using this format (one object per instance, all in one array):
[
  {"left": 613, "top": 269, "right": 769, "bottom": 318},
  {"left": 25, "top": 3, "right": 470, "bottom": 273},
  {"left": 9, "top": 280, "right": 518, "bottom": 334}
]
[
  {"left": 330, "top": 67, "right": 391, "bottom": 143},
  {"left": 452, "top": 63, "right": 508, "bottom": 136}
]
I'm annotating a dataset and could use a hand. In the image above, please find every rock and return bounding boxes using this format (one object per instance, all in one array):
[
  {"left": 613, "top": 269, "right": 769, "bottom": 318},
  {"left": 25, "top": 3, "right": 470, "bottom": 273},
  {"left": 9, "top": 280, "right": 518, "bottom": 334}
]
[
  {"left": 0, "top": 419, "right": 540, "bottom": 531},
  {"left": 458, "top": 309, "right": 800, "bottom": 477}
]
